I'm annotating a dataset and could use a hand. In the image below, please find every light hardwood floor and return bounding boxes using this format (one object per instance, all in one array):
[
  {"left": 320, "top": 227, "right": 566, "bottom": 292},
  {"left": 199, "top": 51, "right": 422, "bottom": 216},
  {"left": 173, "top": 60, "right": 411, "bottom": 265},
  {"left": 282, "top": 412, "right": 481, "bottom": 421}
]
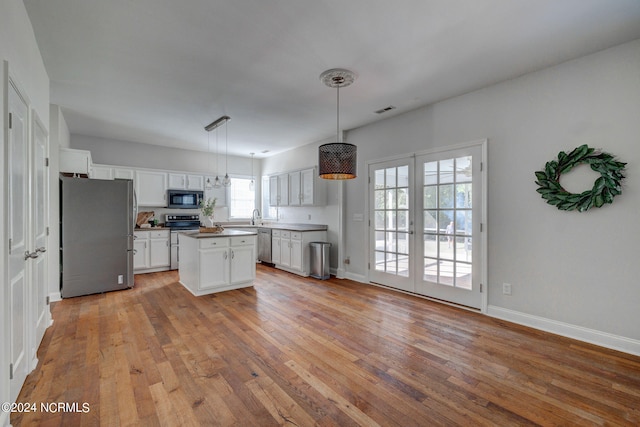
[{"left": 12, "top": 265, "right": 640, "bottom": 426}]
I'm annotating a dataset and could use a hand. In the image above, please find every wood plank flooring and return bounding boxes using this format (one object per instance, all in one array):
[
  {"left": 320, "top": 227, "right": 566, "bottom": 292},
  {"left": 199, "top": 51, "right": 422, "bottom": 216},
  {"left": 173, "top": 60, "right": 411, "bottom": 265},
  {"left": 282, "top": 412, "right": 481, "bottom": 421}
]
[{"left": 12, "top": 265, "right": 640, "bottom": 426}]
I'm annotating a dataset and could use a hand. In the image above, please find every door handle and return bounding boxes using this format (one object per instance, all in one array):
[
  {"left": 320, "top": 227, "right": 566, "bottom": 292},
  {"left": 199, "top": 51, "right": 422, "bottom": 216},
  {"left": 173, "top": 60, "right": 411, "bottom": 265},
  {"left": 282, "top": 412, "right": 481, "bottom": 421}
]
[
  {"left": 36, "top": 246, "right": 46, "bottom": 253},
  {"left": 24, "top": 251, "right": 39, "bottom": 260}
]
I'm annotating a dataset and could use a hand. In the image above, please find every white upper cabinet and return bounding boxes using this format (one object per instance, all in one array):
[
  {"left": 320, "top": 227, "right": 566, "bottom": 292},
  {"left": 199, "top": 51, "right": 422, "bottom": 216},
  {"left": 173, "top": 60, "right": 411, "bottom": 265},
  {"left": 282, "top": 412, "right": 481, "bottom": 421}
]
[
  {"left": 136, "top": 170, "right": 167, "bottom": 207},
  {"left": 113, "top": 167, "right": 135, "bottom": 180},
  {"left": 169, "top": 173, "right": 205, "bottom": 190},
  {"left": 59, "top": 148, "right": 92, "bottom": 175},
  {"left": 269, "top": 173, "right": 290, "bottom": 206},
  {"left": 90, "top": 165, "right": 113, "bottom": 180},
  {"left": 289, "top": 170, "right": 301, "bottom": 206},
  {"left": 269, "top": 175, "right": 279, "bottom": 206},
  {"left": 278, "top": 173, "right": 289, "bottom": 206},
  {"left": 270, "top": 167, "right": 324, "bottom": 207}
]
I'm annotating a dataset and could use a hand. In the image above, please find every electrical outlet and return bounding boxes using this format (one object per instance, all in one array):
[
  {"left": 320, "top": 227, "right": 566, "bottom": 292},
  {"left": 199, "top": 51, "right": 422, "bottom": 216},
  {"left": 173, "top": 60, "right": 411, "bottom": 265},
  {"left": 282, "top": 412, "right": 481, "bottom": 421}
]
[
  {"left": 118, "top": 275, "right": 124, "bottom": 285},
  {"left": 502, "top": 283, "right": 512, "bottom": 295}
]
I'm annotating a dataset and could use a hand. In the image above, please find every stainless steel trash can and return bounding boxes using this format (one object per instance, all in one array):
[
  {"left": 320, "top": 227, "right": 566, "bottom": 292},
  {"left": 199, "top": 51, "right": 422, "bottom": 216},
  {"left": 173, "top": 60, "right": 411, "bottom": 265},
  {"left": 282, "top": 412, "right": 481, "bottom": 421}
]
[{"left": 309, "top": 242, "right": 331, "bottom": 280}]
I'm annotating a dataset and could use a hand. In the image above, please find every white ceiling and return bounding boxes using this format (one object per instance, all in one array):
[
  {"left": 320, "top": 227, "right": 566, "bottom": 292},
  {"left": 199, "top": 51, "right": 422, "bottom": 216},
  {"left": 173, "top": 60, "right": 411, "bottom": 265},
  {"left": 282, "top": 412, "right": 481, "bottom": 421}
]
[{"left": 24, "top": 0, "right": 640, "bottom": 158}]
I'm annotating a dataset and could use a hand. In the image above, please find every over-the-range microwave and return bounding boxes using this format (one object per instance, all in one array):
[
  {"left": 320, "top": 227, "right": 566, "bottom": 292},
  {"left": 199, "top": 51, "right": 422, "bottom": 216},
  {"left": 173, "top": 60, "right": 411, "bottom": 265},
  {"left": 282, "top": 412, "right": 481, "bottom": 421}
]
[{"left": 167, "top": 189, "right": 203, "bottom": 209}]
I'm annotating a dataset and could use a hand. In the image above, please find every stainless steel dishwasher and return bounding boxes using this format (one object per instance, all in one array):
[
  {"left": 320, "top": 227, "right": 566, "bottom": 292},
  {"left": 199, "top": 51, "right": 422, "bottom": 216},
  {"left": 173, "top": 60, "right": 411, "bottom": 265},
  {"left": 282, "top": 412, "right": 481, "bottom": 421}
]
[{"left": 257, "top": 228, "right": 272, "bottom": 263}]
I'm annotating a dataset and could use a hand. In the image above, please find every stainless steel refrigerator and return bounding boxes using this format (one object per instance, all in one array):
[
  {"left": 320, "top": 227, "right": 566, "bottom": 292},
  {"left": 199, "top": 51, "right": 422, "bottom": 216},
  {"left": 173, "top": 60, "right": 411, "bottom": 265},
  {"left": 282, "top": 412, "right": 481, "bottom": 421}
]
[{"left": 60, "top": 176, "right": 135, "bottom": 298}]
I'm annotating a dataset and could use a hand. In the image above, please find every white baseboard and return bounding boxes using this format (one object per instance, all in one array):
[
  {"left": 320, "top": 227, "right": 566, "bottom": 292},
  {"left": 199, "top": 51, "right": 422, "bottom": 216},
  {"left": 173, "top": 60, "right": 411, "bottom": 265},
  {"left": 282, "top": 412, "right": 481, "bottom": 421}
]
[
  {"left": 49, "top": 291, "right": 61, "bottom": 303},
  {"left": 488, "top": 305, "right": 640, "bottom": 357},
  {"left": 1, "top": 410, "right": 9, "bottom": 427},
  {"left": 344, "top": 271, "right": 367, "bottom": 283}
]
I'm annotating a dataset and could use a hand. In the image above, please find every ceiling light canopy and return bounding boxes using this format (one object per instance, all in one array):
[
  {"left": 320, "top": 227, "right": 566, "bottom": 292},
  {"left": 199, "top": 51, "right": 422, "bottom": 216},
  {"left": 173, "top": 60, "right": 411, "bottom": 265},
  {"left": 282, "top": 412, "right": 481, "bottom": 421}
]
[{"left": 318, "top": 68, "right": 357, "bottom": 180}]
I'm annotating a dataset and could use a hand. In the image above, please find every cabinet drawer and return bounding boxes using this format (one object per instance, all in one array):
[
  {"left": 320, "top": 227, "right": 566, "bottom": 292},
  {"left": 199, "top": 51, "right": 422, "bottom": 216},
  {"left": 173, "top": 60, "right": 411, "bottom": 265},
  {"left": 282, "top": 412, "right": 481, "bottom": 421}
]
[
  {"left": 134, "top": 231, "right": 148, "bottom": 239},
  {"left": 291, "top": 232, "right": 302, "bottom": 240},
  {"left": 199, "top": 238, "right": 229, "bottom": 249},
  {"left": 149, "top": 230, "right": 169, "bottom": 238},
  {"left": 231, "top": 236, "right": 255, "bottom": 246},
  {"left": 272, "top": 229, "right": 281, "bottom": 237},
  {"left": 281, "top": 230, "right": 291, "bottom": 239}
]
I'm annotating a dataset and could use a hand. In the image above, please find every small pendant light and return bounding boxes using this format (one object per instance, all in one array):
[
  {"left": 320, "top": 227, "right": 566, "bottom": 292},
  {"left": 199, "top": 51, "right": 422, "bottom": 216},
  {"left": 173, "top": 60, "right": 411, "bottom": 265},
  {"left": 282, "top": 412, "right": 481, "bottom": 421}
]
[
  {"left": 205, "top": 130, "right": 213, "bottom": 189},
  {"left": 222, "top": 118, "right": 232, "bottom": 187},
  {"left": 213, "top": 126, "right": 221, "bottom": 188},
  {"left": 318, "top": 68, "right": 357, "bottom": 180}
]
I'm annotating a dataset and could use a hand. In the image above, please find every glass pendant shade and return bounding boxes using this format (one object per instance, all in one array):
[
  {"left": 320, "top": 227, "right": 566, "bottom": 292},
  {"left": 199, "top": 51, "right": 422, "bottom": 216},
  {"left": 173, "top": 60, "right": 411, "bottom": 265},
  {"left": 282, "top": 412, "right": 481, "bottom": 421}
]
[
  {"left": 205, "top": 177, "right": 213, "bottom": 189},
  {"left": 213, "top": 175, "right": 221, "bottom": 188},
  {"left": 319, "top": 142, "right": 357, "bottom": 179},
  {"left": 222, "top": 173, "right": 231, "bottom": 187}
]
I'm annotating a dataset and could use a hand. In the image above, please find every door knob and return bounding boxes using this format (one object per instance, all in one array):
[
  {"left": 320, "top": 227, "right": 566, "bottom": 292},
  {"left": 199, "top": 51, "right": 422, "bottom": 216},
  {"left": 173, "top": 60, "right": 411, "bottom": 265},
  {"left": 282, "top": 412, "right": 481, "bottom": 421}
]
[
  {"left": 36, "top": 246, "right": 46, "bottom": 253},
  {"left": 24, "top": 251, "right": 39, "bottom": 260}
]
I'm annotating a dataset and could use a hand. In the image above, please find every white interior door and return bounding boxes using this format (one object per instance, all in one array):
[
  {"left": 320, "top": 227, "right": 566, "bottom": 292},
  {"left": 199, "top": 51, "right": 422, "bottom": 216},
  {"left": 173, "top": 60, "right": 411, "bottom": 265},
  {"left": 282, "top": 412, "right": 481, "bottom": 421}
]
[
  {"left": 369, "top": 143, "right": 485, "bottom": 310},
  {"left": 32, "top": 113, "right": 50, "bottom": 348},
  {"left": 8, "top": 78, "right": 30, "bottom": 401}
]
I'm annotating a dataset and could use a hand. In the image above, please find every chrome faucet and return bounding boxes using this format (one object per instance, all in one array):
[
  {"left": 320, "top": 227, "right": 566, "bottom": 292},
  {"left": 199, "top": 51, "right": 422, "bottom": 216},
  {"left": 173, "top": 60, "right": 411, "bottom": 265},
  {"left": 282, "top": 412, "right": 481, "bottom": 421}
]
[{"left": 251, "top": 209, "right": 261, "bottom": 225}]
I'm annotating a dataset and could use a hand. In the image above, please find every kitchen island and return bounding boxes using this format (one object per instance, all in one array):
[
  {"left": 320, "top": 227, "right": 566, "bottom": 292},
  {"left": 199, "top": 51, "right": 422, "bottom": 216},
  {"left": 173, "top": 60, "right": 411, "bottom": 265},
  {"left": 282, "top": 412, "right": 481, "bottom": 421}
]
[{"left": 178, "top": 229, "right": 257, "bottom": 296}]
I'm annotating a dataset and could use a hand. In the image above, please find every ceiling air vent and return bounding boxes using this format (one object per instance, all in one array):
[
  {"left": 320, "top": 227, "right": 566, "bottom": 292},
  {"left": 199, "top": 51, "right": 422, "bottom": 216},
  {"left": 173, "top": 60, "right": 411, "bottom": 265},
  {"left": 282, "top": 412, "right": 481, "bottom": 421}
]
[{"left": 374, "top": 105, "right": 396, "bottom": 114}]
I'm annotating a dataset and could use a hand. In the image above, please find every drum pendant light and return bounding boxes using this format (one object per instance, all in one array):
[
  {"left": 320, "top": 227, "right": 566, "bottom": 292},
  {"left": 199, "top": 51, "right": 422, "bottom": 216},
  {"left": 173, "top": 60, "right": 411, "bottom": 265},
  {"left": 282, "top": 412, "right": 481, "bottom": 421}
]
[{"left": 318, "top": 68, "right": 357, "bottom": 180}]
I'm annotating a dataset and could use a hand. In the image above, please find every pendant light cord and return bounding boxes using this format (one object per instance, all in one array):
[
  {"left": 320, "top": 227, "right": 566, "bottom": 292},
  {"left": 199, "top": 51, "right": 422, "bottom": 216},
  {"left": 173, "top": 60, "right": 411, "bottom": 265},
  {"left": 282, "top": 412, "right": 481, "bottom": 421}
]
[{"left": 336, "top": 85, "right": 340, "bottom": 143}]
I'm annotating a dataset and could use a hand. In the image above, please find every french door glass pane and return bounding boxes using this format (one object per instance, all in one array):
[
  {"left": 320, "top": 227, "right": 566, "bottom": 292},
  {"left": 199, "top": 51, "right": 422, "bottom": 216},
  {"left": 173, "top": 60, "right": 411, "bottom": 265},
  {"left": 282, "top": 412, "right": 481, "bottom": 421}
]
[
  {"left": 373, "top": 163, "right": 410, "bottom": 277},
  {"left": 422, "top": 157, "right": 473, "bottom": 288}
]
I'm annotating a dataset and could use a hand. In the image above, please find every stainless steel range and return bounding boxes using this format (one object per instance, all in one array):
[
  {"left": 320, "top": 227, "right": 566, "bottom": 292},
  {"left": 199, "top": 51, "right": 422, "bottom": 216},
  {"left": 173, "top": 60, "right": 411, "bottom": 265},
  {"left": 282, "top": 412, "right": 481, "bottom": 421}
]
[{"left": 165, "top": 214, "right": 200, "bottom": 269}]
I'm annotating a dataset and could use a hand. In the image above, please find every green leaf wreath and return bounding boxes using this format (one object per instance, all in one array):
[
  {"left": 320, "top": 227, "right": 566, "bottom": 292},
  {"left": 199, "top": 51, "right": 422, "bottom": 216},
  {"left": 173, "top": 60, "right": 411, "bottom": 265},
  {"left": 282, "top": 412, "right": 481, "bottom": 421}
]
[{"left": 534, "top": 144, "right": 626, "bottom": 212}]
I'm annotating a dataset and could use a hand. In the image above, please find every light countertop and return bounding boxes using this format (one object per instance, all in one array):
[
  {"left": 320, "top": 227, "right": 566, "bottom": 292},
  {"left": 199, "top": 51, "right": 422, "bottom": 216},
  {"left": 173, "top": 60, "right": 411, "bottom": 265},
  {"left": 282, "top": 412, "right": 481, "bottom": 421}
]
[
  {"left": 225, "top": 223, "right": 328, "bottom": 232},
  {"left": 180, "top": 229, "right": 257, "bottom": 239}
]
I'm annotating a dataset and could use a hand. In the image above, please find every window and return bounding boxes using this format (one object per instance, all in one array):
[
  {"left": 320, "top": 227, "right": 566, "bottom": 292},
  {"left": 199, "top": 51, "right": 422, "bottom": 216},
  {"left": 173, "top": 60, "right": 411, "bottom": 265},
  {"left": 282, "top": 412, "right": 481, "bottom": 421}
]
[{"left": 229, "top": 177, "right": 255, "bottom": 218}]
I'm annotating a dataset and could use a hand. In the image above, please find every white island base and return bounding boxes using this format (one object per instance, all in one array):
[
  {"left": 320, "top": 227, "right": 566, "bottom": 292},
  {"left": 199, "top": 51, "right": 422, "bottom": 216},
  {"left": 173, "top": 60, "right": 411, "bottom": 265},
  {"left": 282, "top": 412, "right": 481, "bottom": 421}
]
[{"left": 178, "top": 230, "right": 257, "bottom": 296}]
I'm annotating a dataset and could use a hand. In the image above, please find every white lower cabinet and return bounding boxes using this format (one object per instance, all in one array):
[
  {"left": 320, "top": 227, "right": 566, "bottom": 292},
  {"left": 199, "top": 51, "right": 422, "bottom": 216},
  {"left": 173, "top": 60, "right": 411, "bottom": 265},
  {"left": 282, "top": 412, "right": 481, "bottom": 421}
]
[
  {"left": 134, "top": 230, "right": 170, "bottom": 273},
  {"left": 179, "top": 233, "right": 256, "bottom": 296},
  {"left": 272, "top": 229, "right": 327, "bottom": 277}
]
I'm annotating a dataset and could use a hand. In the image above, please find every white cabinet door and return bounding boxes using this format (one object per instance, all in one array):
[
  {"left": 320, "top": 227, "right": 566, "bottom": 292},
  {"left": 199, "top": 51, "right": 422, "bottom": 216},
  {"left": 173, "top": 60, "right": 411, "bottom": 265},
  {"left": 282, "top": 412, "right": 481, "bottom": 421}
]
[
  {"left": 230, "top": 245, "right": 255, "bottom": 284},
  {"left": 288, "top": 170, "right": 301, "bottom": 206},
  {"left": 149, "top": 236, "right": 170, "bottom": 267},
  {"left": 91, "top": 165, "right": 114, "bottom": 180},
  {"left": 300, "top": 168, "right": 316, "bottom": 205},
  {"left": 59, "top": 148, "right": 92, "bottom": 175},
  {"left": 187, "top": 175, "right": 204, "bottom": 190},
  {"left": 168, "top": 173, "right": 187, "bottom": 189},
  {"left": 278, "top": 174, "right": 289, "bottom": 206},
  {"left": 269, "top": 175, "right": 279, "bottom": 206},
  {"left": 199, "top": 247, "right": 229, "bottom": 289},
  {"left": 114, "top": 168, "right": 135, "bottom": 180},
  {"left": 280, "top": 231, "right": 291, "bottom": 267},
  {"left": 272, "top": 232, "right": 282, "bottom": 264},
  {"left": 133, "top": 235, "right": 149, "bottom": 270},
  {"left": 290, "top": 237, "right": 303, "bottom": 271},
  {"left": 136, "top": 170, "right": 167, "bottom": 206}
]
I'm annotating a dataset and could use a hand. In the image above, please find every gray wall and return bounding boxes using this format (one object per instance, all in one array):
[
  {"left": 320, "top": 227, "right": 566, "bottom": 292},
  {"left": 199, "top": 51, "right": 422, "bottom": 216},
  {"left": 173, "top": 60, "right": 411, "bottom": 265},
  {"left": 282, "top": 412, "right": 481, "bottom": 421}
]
[{"left": 343, "top": 39, "right": 640, "bottom": 345}]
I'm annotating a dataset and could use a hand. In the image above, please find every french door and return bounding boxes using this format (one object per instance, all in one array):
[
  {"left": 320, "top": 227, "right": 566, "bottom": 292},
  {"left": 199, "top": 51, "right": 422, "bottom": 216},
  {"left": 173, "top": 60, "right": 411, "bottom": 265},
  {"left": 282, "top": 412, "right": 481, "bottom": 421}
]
[{"left": 369, "top": 142, "right": 485, "bottom": 310}]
